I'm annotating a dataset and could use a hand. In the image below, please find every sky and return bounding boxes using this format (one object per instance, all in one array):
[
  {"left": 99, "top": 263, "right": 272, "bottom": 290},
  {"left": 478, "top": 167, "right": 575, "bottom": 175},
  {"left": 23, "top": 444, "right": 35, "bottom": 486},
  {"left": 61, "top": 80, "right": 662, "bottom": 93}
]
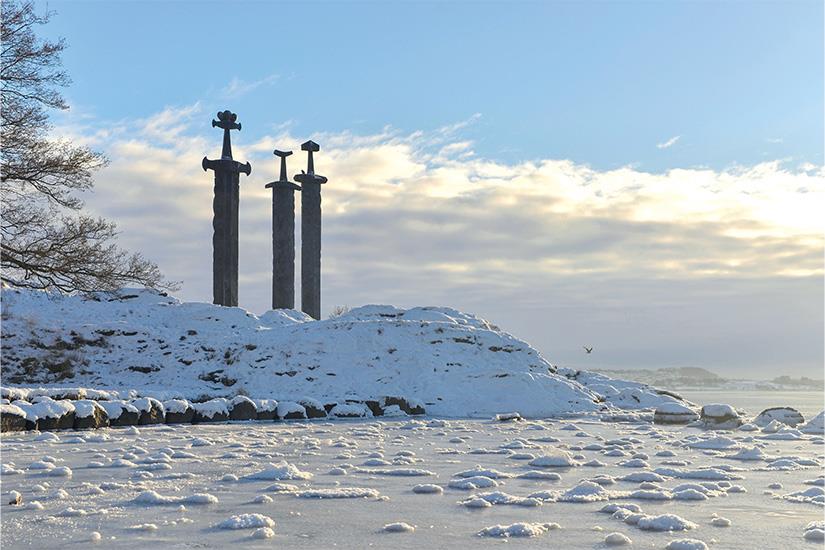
[{"left": 33, "top": 0, "right": 824, "bottom": 379}]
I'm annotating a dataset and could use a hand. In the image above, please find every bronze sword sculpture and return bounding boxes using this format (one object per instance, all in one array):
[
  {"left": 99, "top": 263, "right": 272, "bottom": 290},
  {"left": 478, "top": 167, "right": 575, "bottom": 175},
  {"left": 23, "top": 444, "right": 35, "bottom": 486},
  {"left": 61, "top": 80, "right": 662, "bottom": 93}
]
[
  {"left": 294, "top": 140, "right": 327, "bottom": 320},
  {"left": 202, "top": 110, "right": 251, "bottom": 307},
  {"left": 265, "top": 150, "right": 301, "bottom": 310}
]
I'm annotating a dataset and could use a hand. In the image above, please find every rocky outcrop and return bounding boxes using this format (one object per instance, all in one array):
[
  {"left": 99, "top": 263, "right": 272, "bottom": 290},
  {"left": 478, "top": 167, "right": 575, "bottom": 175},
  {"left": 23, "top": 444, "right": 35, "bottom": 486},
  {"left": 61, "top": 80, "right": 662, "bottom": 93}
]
[
  {"left": 298, "top": 398, "right": 326, "bottom": 419},
  {"left": 698, "top": 403, "right": 742, "bottom": 429},
  {"left": 653, "top": 402, "right": 700, "bottom": 425},
  {"left": 134, "top": 397, "right": 165, "bottom": 425},
  {"left": 277, "top": 401, "right": 306, "bottom": 420},
  {"left": 99, "top": 400, "right": 140, "bottom": 426},
  {"left": 0, "top": 404, "right": 28, "bottom": 432},
  {"left": 754, "top": 407, "right": 804, "bottom": 427},
  {"left": 255, "top": 399, "right": 279, "bottom": 420},
  {"left": 193, "top": 398, "right": 230, "bottom": 423},
  {"left": 72, "top": 400, "right": 109, "bottom": 429},
  {"left": 228, "top": 396, "right": 257, "bottom": 421},
  {"left": 382, "top": 396, "right": 425, "bottom": 415},
  {"left": 163, "top": 399, "right": 195, "bottom": 424}
]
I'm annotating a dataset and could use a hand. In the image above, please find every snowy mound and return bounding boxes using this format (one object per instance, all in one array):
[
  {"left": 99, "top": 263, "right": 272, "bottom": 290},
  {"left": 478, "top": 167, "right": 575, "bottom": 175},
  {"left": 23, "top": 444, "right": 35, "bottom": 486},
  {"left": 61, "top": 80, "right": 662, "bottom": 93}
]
[{"left": 0, "top": 287, "right": 686, "bottom": 418}]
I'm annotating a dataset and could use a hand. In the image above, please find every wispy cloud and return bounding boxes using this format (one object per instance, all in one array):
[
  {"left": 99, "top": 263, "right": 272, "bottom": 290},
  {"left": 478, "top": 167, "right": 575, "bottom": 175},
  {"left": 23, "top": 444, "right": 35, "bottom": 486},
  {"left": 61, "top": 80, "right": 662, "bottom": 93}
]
[
  {"left": 220, "top": 74, "right": 280, "bottom": 99},
  {"left": 656, "top": 135, "right": 680, "bottom": 149}
]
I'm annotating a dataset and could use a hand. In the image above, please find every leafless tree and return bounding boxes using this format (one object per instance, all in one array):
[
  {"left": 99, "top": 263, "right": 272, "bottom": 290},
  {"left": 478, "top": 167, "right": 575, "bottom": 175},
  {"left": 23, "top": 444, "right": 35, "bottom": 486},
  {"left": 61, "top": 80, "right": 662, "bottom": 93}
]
[{"left": 1, "top": 1, "right": 174, "bottom": 294}]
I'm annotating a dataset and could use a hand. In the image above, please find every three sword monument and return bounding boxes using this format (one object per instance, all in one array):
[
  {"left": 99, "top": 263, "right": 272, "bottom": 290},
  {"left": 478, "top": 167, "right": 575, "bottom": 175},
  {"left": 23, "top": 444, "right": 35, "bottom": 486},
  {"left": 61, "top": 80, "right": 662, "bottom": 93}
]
[{"left": 203, "top": 110, "right": 327, "bottom": 319}]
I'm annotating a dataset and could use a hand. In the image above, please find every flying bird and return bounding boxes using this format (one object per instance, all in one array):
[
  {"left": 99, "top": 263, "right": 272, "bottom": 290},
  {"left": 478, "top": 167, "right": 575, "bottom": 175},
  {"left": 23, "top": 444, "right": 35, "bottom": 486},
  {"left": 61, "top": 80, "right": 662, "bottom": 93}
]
[{"left": 583, "top": 346, "right": 593, "bottom": 354}]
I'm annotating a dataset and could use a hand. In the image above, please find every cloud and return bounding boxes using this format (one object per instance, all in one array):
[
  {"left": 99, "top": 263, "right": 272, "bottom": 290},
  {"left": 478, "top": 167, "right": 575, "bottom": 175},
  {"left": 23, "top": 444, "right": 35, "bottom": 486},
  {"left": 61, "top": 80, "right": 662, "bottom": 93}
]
[
  {"left": 220, "top": 74, "right": 280, "bottom": 99},
  {"left": 656, "top": 135, "right": 680, "bottom": 149},
  {"left": 59, "top": 106, "right": 823, "bottom": 377}
]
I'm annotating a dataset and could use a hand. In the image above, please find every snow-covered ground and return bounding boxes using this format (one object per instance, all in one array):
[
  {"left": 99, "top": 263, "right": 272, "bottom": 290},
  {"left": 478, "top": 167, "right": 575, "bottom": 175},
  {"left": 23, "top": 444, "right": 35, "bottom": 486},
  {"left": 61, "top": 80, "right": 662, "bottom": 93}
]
[
  {"left": 2, "top": 418, "right": 823, "bottom": 549},
  {"left": 0, "top": 288, "right": 688, "bottom": 417}
]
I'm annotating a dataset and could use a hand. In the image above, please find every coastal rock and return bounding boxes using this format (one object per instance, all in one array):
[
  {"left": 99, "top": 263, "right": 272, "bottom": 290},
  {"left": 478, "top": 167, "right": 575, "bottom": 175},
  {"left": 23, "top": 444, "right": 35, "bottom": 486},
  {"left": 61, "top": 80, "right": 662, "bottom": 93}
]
[
  {"left": 72, "top": 400, "right": 109, "bottom": 429},
  {"left": 654, "top": 402, "right": 699, "bottom": 425},
  {"left": 754, "top": 407, "right": 804, "bottom": 428},
  {"left": 163, "top": 399, "right": 194, "bottom": 424},
  {"left": 698, "top": 404, "right": 742, "bottom": 429},
  {"left": 228, "top": 396, "right": 257, "bottom": 421}
]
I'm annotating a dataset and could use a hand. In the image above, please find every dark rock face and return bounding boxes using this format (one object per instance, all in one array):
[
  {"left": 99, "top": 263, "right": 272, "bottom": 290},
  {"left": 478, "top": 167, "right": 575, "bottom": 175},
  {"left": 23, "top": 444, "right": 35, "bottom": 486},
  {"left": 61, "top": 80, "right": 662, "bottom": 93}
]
[
  {"left": 282, "top": 409, "right": 307, "bottom": 420},
  {"left": 256, "top": 408, "right": 278, "bottom": 421},
  {"left": 754, "top": 407, "right": 805, "bottom": 427},
  {"left": 110, "top": 408, "right": 139, "bottom": 427},
  {"left": 165, "top": 408, "right": 195, "bottom": 424},
  {"left": 383, "top": 396, "right": 425, "bottom": 416},
  {"left": 229, "top": 397, "right": 257, "bottom": 420},
  {"left": 365, "top": 400, "right": 384, "bottom": 416},
  {"left": 298, "top": 399, "right": 326, "bottom": 419},
  {"left": 38, "top": 411, "right": 76, "bottom": 431},
  {"left": 1, "top": 411, "right": 27, "bottom": 432},
  {"left": 73, "top": 403, "right": 109, "bottom": 430},
  {"left": 135, "top": 398, "right": 165, "bottom": 425}
]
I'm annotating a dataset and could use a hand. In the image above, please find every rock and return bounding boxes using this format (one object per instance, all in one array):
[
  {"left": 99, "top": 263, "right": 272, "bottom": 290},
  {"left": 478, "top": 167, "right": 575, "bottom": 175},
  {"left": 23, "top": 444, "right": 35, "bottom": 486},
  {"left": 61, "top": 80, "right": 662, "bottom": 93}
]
[
  {"left": 382, "top": 396, "right": 425, "bottom": 416},
  {"left": 365, "top": 400, "right": 384, "bottom": 416},
  {"left": 298, "top": 398, "right": 326, "bottom": 418},
  {"left": 654, "top": 402, "right": 700, "bottom": 425},
  {"left": 494, "top": 412, "right": 523, "bottom": 422},
  {"left": 132, "top": 397, "right": 165, "bottom": 425},
  {"left": 229, "top": 396, "right": 257, "bottom": 421},
  {"left": 192, "top": 398, "right": 229, "bottom": 423},
  {"left": 699, "top": 403, "right": 742, "bottom": 429},
  {"left": 754, "top": 407, "right": 804, "bottom": 428},
  {"left": 0, "top": 404, "right": 27, "bottom": 432},
  {"left": 254, "top": 399, "right": 279, "bottom": 421},
  {"left": 276, "top": 401, "right": 306, "bottom": 420},
  {"left": 329, "top": 403, "right": 372, "bottom": 418},
  {"left": 27, "top": 397, "right": 76, "bottom": 431},
  {"left": 99, "top": 400, "right": 140, "bottom": 426},
  {"left": 72, "top": 400, "right": 109, "bottom": 429},
  {"left": 163, "top": 399, "right": 194, "bottom": 424}
]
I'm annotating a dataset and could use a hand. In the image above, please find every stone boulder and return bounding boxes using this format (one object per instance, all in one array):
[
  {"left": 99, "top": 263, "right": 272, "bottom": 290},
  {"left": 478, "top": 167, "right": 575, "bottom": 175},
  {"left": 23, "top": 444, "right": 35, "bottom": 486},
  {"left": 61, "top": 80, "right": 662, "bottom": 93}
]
[
  {"left": 329, "top": 403, "right": 372, "bottom": 418},
  {"left": 229, "top": 396, "right": 257, "bottom": 421},
  {"left": 72, "top": 400, "right": 109, "bottom": 429},
  {"left": 382, "top": 396, "right": 425, "bottom": 416},
  {"left": 26, "top": 397, "right": 76, "bottom": 430},
  {"left": 0, "top": 404, "right": 28, "bottom": 432},
  {"left": 654, "top": 402, "right": 700, "bottom": 425},
  {"left": 276, "top": 401, "right": 306, "bottom": 420},
  {"left": 699, "top": 403, "right": 742, "bottom": 429},
  {"left": 754, "top": 407, "right": 804, "bottom": 428},
  {"left": 192, "top": 398, "right": 229, "bottom": 423},
  {"left": 364, "top": 400, "right": 384, "bottom": 416},
  {"left": 133, "top": 397, "right": 165, "bottom": 425},
  {"left": 163, "top": 399, "right": 195, "bottom": 424},
  {"left": 255, "top": 399, "right": 279, "bottom": 421},
  {"left": 298, "top": 398, "right": 327, "bottom": 419},
  {"left": 99, "top": 400, "right": 140, "bottom": 426}
]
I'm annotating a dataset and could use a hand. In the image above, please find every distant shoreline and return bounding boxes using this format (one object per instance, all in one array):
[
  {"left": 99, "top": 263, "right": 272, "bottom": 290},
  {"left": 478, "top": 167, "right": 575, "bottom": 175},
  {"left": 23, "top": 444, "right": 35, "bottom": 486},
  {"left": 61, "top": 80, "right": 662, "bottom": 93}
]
[{"left": 592, "top": 366, "right": 824, "bottom": 392}]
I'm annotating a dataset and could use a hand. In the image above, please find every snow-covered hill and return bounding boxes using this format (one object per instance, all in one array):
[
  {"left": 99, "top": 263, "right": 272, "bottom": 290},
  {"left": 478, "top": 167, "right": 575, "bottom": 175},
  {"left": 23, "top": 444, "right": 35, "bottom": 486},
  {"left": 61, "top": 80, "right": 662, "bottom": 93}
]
[{"left": 0, "top": 288, "right": 685, "bottom": 418}]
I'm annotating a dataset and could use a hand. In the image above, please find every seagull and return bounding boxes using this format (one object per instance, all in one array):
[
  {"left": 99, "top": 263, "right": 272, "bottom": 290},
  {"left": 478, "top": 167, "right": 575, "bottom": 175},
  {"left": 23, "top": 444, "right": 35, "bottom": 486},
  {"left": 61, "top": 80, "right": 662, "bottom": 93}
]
[{"left": 583, "top": 346, "right": 593, "bottom": 354}]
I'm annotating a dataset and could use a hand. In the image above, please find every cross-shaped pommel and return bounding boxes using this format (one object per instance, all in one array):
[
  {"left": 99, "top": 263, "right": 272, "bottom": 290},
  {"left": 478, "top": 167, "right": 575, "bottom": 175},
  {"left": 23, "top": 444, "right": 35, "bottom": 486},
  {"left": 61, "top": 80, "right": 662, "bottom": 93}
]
[
  {"left": 265, "top": 149, "right": 300, "bottom": 190},
  {"left": 212, "top": 110, "right": 241, "bottom": 131},
  {"left": 294, "top": 140, "right": 327, "bottom": 185}
]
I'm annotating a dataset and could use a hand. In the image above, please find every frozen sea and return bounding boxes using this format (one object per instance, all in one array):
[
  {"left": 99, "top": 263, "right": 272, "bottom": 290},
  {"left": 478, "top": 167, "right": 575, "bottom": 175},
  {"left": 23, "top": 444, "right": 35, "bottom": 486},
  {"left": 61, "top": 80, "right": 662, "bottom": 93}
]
[
  {"left": 676, "top": 390, "right": 824, "bottom": 420},
  {"left": 1, "top": 417, "right": 823, "bottom": 549}
]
